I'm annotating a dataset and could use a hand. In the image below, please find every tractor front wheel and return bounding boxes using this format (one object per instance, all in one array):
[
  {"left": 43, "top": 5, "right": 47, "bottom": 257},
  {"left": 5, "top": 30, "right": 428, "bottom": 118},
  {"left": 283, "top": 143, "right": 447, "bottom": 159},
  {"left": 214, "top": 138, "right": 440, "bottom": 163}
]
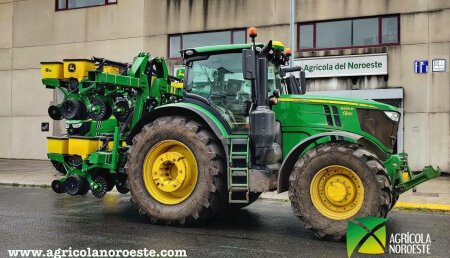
[
  {"left": 288, "top": 142, "right": 392, "bottom": 240},
  {"left": 126, "top": 116, "right": 227, "bottom": 225}
]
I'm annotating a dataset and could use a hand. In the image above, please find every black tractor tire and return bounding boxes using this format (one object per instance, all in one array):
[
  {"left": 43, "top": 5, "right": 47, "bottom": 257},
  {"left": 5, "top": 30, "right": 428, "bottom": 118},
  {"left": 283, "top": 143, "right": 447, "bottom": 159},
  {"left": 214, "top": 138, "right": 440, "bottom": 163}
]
[
  {"left": 51, "top": 160, "right": 67, "bottom": 175},
  {"left": 228, "top": 192, "right": 262, "bottom": 209},
  {"left": 126, "top": 116, "right": 227, "bottom": 225},
  {"left": 288, "top": 142, "right": 393, "bottom": 241}
]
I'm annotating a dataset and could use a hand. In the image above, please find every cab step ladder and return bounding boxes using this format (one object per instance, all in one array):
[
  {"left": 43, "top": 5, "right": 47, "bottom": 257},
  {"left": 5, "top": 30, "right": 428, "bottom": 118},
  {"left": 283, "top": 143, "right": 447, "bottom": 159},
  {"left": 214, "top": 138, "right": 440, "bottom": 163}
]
[{"left": 228, "top": 138, "right": 250, "bottom": 203}]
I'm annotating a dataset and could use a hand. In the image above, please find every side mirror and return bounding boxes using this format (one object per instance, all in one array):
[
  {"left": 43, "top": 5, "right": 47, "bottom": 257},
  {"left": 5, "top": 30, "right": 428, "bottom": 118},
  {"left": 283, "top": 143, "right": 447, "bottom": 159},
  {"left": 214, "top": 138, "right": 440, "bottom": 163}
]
[
  {"left": 299, "top": 70, "right": 306, "bottom": 94},
  {"left": 242, "top": 49, "right": 256, "bottom": 80},
  {"left": 259, "top": 40, "right": 273, "bottom": 58},
  {"left": 286, "top": 75, "right": 300, "bottom": 94}
]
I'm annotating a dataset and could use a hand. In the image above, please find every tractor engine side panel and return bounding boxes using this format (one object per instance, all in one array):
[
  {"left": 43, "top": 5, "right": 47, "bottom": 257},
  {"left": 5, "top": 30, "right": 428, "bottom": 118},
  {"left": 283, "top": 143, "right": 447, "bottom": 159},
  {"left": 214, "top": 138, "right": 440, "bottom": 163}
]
[{"left": 273, "top": 97, "right": 393, "bottom": 157}]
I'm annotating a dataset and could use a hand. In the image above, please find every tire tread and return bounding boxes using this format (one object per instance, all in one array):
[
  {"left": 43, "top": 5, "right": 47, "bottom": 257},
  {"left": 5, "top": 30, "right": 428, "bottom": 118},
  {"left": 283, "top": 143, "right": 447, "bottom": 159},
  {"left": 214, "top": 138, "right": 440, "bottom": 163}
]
[
  {"left": 126, "top": 116, "right": 227, "bottom": 225},
  {"left": 288, "top": 142, "right": 393, "bottom": 241}
]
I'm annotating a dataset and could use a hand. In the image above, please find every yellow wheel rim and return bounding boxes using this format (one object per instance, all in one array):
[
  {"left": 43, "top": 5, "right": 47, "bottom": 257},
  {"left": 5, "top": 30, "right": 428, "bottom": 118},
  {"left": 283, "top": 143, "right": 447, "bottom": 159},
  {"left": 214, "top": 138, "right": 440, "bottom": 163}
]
[
  {"left": 143, "top": 140, "right": 198, "bottom": 205},
  {"left": 310, "top": 165, "right": 364, "bottom": 220}
]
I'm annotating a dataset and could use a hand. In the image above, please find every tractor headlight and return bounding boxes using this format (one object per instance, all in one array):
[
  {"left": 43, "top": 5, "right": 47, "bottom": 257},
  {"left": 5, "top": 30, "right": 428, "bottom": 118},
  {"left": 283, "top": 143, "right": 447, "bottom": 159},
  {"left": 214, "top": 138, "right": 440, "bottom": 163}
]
[{"left": 384, "top": 111, "right": 400, "bottom": 122}]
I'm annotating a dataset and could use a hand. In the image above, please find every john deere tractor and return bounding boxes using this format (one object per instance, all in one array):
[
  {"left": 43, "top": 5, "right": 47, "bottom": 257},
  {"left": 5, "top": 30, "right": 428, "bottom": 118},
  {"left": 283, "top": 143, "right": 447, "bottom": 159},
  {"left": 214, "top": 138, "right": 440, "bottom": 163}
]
[{"left": 41, "top": 27, "right": 440, "bottom": 239}]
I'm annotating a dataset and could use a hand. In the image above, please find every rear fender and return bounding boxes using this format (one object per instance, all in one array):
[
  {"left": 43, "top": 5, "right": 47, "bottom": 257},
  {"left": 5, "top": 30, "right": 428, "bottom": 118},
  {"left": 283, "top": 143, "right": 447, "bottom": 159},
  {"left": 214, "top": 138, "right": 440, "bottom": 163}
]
[{"left": 126, "top": 103, "right": 229, "bottom": 156}]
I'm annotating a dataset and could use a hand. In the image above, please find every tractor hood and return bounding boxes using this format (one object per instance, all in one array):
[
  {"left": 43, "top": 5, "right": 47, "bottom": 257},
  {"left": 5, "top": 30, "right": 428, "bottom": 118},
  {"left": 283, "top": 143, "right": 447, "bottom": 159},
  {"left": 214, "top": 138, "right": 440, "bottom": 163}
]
[{"left": 277, "top": 94, "right": 398, "bottom": 112}]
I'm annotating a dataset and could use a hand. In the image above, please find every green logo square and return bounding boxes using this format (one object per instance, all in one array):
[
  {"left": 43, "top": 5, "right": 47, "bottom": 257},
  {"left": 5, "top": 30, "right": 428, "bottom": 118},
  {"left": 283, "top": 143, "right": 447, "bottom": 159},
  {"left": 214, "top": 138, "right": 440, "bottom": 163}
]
[{"left": 347, "top": 217, "right": 388, "bottom": 257}]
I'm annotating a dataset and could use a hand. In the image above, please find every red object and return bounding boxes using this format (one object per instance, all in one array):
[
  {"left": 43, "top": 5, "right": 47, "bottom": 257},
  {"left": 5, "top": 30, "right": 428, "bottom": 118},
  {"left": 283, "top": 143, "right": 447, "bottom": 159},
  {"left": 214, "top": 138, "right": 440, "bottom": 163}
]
[
  {"left": 248, "top": 27, "right": 257, "bottom": 38},
  {"left": 285, "top": 48, "right": 292, "bottom": 56},
  {"left": 270, "top": 97, "right": 279, "bottom": 105}
]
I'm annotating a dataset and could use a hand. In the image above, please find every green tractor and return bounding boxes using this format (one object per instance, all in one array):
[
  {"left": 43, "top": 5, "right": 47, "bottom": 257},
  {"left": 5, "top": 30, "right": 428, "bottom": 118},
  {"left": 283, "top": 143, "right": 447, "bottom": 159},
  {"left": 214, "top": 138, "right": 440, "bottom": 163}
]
[{"left": 42, "top": 28, "right": 440, "bottom": 239}]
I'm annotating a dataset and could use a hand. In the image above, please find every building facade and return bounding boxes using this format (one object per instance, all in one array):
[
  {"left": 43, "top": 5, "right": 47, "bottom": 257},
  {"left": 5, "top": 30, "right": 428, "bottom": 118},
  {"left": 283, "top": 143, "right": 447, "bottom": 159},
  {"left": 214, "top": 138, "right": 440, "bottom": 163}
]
[{"left": 0, "top": 0, "right": 448, "bottom": 172}]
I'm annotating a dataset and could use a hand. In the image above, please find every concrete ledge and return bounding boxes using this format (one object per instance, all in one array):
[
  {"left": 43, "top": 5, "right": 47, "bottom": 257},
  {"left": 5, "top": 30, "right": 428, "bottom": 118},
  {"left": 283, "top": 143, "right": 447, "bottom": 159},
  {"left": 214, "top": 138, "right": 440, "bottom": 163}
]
[{"left": 0, "top": 182, "right": 50, "bottom": 188}]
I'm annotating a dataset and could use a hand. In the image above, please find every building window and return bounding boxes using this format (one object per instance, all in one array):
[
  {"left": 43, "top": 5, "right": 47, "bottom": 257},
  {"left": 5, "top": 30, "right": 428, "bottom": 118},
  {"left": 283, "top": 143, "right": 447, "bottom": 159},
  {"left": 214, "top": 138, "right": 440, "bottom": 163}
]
[
  {"left": 353, "top": 18, "right": 379, "bottom": 46},
  {"left": 382, "top": 17, "right": 399, "bottom": 44},
  {"left": 299, "top": 24, "right": 314, "bottom": 49},
  {"left": 56, "top": 0, "right": 117, "bottom": 11},
  {"left": 298, "top": 15, "right": 399, "bottom": 51},
  {"left": 316, "top": 20, "right": 352, "bottom": 49},
  {"left": 168, "top": 29, "right": 247, "bottom": 58}
]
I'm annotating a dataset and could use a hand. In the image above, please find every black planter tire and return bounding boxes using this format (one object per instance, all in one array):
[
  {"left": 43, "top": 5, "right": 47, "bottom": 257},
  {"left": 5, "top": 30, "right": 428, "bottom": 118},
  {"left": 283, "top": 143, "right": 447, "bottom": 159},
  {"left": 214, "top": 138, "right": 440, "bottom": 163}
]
[{"left": 51, "top": 160, "right": 67, "bottom": 175}]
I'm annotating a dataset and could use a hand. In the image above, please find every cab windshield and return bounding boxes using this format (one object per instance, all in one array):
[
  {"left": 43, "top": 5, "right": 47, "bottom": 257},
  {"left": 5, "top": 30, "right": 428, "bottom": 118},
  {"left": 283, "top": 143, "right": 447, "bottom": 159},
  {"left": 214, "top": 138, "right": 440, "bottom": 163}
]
[{"left": 186, "top": 52, "right": 280, "bottom": 132}]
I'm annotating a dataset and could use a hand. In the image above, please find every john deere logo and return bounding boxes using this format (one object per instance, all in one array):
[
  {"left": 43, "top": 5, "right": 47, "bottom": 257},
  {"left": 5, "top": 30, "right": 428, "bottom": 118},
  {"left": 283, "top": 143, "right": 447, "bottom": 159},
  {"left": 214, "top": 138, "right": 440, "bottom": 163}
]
[
  {"left": 176, "top": 68, "right": 185, "bottom": 79},
  {"left": 347, "top": 217, "right": 387, "bottom": 257},
  {"left": 68, "top": 63, "right": 76, "bottom": 72}
]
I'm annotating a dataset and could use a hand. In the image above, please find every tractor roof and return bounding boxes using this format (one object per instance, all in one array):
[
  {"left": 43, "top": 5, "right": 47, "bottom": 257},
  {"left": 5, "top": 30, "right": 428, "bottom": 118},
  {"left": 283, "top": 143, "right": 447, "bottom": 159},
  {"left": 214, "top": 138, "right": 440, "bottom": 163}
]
[{"left": 181, "top": 43, "right": 264, "bottom": 58}]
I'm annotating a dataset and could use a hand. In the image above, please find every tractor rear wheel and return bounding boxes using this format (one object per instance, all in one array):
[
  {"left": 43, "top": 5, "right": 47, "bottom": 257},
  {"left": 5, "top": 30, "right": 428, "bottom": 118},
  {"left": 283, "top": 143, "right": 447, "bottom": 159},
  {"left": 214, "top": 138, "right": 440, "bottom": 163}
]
[
  {"left": 126, "top": 116, "right": 227, "bottom": 225},
  {"left": 288, "top": 142, "right": 392, "bottom": 240}
]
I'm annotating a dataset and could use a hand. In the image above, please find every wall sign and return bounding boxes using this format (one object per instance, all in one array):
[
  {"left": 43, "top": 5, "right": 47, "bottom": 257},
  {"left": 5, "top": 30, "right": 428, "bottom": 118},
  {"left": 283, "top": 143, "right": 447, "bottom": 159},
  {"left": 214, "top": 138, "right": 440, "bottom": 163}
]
[
  {"left": 432, "top": 59, "right": 447, "bottom": 72},
  {"left": 294, "top": 54, "right": 388, "bottom": 78},
  {"left": 414, "top": 60, "right": 428, "bottom": 74},
  {"left": 41, "top": 122, "right": 49, "bottom": 132}
]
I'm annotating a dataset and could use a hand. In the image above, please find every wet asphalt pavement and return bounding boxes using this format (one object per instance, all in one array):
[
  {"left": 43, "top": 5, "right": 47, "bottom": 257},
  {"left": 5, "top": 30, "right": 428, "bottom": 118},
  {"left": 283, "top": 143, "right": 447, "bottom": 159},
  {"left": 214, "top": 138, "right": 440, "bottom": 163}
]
[{"left": 0, "top": 186, "right": 449, "bottom": 258}]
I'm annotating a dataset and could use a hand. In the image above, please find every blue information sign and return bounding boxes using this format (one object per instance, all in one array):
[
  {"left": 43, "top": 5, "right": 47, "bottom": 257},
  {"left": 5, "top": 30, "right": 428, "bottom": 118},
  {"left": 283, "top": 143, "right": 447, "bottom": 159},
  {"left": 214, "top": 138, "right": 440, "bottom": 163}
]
[{"left": 414, "top": 60, "right": 428, "bottom": 74}]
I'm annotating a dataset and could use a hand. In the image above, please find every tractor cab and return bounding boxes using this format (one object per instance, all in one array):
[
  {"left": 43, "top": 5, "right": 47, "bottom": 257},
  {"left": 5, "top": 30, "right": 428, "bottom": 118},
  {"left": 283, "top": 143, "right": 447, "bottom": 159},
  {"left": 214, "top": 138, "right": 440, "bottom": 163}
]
[{"left": 182, "top": 45, "right": 300, "bottom": 127}]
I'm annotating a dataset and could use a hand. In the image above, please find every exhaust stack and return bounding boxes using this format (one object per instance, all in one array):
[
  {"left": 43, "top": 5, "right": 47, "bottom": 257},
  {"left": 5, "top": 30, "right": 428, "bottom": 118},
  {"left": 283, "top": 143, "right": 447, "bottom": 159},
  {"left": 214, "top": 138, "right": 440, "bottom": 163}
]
[{"left": 243, "top": 27, "right": 276, "bottom": 167}]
